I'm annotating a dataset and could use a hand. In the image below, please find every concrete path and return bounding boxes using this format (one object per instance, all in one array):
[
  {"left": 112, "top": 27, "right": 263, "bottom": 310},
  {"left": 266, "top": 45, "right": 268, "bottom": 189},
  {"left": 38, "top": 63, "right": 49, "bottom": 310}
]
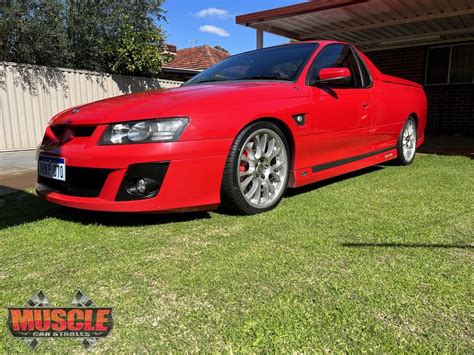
[
  {"left": 0, "top": 150, "right": 36, "bottom": 170},
  {"left": 0, "top": 170, "right": 37, "bottom": 195},
  {"left": 0, "top": 150, "right": 37, "bottom": 196}
]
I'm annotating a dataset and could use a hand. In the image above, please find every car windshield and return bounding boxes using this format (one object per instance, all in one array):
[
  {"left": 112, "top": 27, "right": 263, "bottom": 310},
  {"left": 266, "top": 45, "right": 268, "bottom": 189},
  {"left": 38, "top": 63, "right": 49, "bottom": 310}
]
[{"left": 185, "top": 43, "right": 318, "bottom": 85}]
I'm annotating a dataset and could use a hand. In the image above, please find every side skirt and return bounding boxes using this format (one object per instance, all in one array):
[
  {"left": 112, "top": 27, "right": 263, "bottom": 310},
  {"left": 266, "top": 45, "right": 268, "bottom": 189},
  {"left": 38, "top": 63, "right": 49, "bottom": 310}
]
[
  {"left": 289, "top": 146, "right": 397, "bottom": 188},
  {"left": 311, "top": 146, "right": 395, "bottom": 173}
]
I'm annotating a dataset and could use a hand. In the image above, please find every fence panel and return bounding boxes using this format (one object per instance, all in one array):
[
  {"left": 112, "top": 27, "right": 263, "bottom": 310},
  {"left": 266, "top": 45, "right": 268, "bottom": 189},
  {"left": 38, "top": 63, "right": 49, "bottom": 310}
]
[{"left": 0, "top": 62, "right": 182, "bottom": 151}]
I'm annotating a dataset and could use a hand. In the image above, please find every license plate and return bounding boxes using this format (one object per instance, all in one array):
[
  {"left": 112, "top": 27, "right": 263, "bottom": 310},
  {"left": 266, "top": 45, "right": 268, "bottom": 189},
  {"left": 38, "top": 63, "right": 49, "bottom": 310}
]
[{"left": 38, "top": 156, "right": 66, "bottom": 181}]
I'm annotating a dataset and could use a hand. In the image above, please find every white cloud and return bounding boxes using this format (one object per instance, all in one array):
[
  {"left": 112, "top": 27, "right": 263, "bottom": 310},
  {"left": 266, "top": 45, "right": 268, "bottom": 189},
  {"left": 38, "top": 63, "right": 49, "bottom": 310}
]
[
  {"left": 195, "top": 8, "right": 230, "bottom": 19},
  {"left": 199, "top": 25, "right": 230, "bottom": 37}
]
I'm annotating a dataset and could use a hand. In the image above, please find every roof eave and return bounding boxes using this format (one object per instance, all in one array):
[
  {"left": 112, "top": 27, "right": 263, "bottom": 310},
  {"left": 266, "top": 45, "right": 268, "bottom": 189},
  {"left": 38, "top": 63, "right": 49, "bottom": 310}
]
[{"left": 235, "top": 0, "right": 368, "bottom": 26}]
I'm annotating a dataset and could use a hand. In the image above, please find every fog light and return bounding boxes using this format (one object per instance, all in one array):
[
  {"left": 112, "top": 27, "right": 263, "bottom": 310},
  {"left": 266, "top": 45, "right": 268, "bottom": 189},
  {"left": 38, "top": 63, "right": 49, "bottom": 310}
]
[
  {"left": 126, "top": 177, "right": 160, "bottom": 197},
  {"left": 136, "top": 179, "right": 147, "bottom": 194},
  {"left": 116, "top": 162, "right": 169, "bottom": 201}
]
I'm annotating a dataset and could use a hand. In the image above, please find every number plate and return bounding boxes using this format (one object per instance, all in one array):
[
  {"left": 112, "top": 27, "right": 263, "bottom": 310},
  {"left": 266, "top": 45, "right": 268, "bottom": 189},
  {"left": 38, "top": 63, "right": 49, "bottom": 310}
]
[{"left": 38, "top": 156, "right": 66, "bottom": 181}]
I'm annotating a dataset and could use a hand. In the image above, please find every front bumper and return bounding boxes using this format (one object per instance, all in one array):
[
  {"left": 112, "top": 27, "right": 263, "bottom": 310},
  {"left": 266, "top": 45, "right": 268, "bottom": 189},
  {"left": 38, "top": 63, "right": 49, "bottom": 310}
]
[{"left": 36, "top": 135, "right": 232, "bottom": 212}]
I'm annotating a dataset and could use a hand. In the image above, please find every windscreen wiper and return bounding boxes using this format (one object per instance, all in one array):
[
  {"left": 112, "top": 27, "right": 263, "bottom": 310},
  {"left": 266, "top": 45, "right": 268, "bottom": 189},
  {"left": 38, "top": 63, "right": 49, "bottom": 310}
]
[{"left": 193, "top": 78, "right": 230, "bottom": 84}]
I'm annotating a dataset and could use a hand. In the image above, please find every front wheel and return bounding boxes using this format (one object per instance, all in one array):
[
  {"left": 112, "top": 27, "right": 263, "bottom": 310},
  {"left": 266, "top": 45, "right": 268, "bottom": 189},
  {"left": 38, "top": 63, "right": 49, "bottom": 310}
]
[
  {"left": 221, "top": 121, "right": 290, "bottom": 215},
  {"left": 396, "top": 117, "right": 417, "bottom": 165}
]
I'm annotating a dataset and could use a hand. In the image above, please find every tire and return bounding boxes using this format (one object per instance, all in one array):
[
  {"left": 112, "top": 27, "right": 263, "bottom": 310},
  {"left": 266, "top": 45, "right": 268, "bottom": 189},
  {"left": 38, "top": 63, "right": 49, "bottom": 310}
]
[
  {"left": 396, "top": 117, "right": 417, "bottom": 165},
  {"left": 220, "top": 121, "right": 291, "bottom": 215}
]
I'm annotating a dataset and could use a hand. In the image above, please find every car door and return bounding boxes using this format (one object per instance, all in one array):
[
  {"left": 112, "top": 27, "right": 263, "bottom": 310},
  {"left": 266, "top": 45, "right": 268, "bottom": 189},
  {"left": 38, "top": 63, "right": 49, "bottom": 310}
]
[{"left": 307, "top": 44, "right": 374, "bottom": 168}]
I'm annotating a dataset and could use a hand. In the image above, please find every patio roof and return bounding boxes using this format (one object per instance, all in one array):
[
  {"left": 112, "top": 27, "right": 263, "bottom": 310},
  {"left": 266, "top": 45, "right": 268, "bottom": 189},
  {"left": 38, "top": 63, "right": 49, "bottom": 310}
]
[{"left": 236, "top": 0, "right": 474, "bottom": 51}]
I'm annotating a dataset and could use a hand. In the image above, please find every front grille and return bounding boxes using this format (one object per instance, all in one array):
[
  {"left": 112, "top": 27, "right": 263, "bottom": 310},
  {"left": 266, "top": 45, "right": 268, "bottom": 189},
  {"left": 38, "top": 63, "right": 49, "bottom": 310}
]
[
  {"left": 50, "top": 125, "right": 97, "bottom": 140},
  {"left": 71, "top": 126, "right": 96, "bottom": 137},
  {"left": 38, "top": 167, "right": 112, "bottom": 197},
  {"left": 50, "top": 125, "right": 67, "bottom": 138}
]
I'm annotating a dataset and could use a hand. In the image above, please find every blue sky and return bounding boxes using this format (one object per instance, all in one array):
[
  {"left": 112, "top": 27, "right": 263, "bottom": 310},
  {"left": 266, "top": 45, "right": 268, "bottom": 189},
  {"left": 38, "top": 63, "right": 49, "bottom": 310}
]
[{"left": 162, "top": 0, "right": 301, "bottom": 54}]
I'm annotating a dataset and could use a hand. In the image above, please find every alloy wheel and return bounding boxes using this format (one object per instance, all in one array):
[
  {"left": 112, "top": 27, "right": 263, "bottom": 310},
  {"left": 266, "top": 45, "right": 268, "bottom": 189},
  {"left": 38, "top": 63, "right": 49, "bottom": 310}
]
[
  {"left": 237, "top": 128, "right": 288, "bottom": 208},
  {"left": 402, "top": 120, "right": 417, "bottom": 162}
]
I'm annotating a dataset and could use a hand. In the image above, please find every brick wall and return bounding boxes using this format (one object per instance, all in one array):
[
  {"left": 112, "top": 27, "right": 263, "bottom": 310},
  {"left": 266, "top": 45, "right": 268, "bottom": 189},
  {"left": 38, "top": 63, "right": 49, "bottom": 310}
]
[{"left": 367, "top": 46, "right": 474, "bottom": 135}]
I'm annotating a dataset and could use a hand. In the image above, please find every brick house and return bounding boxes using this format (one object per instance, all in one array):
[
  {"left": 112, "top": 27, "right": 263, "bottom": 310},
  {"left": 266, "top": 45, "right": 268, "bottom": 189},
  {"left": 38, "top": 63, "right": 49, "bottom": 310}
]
[
  {"left": 236, "top": 0, "right": 474, "bottom": 136},
  {"left": 161, "top": 45, "right": 230, "bottom": 82},
  {"left": 369, "top": 46, "right": 473, "bottom": 135}
]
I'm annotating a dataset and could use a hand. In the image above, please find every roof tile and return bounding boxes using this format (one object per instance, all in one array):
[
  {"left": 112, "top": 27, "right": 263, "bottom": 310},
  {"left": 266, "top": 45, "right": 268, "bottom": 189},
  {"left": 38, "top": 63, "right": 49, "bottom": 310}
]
[{"left": 166, "top": 45, "right": 230, "bottom": 71}]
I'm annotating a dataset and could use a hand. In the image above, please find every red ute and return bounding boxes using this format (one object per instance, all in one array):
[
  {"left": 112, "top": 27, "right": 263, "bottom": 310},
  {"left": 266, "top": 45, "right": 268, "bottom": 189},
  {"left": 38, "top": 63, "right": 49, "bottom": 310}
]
[{"left": 37, "top": 41, "right": 427, "bottom": 214}]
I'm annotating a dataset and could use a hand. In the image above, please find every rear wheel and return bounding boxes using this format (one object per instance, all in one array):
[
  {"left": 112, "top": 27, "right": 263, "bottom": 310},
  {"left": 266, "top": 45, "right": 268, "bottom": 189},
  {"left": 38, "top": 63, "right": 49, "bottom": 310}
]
[
  {"left": 396, "top": 117, "right": 417, "bottom": 165},
  {"left": 221, "top": 121, "right": 290, "bottom": 215}
]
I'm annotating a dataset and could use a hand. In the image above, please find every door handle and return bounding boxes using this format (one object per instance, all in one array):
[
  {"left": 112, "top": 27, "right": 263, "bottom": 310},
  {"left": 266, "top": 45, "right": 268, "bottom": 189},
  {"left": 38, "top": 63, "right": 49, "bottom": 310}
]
[{"left": 362, "top": 102, "right": 370, "bottom": 109}]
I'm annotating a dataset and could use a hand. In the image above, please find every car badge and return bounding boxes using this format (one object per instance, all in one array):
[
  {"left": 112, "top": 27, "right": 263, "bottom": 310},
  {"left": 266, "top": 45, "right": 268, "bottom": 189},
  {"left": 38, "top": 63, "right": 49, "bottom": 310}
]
[{"left": 71, "top": 107, "right": 80, "bottom": 114}]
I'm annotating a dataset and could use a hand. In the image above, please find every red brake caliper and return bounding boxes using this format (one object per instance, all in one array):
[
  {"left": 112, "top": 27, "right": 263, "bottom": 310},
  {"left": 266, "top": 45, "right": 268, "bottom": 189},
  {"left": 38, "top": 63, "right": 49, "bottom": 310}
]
[{"left": 240, "top": 150, "right": 248, "bottom": 173}]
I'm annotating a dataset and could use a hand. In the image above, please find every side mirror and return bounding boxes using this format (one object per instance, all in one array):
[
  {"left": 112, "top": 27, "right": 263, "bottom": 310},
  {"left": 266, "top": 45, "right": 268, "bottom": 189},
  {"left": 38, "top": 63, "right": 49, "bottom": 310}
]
[{"left": 313, "top": 67, "right": 351, "bottom": 86}]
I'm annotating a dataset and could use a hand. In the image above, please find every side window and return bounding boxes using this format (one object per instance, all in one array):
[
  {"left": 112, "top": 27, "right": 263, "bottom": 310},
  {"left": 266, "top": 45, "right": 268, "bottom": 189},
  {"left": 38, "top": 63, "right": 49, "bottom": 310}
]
[{"left": 308, "top": 44, "right": 363, "bottom": 88}]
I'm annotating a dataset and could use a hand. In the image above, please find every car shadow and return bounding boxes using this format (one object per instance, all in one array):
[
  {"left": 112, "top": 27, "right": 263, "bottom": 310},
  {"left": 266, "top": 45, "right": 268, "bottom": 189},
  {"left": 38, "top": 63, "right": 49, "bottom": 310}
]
[
  {"left": 0, "top": 187, "right": 211, "bottom": 230},
  {"left": 341, "top": 242, "right": 473, "bottom": 249},
  {"left": 216, "top": 165, "right": 385, "bottom": 216},
  {"left": 0, "top": 165, "right": 385, "bottom": 228}
]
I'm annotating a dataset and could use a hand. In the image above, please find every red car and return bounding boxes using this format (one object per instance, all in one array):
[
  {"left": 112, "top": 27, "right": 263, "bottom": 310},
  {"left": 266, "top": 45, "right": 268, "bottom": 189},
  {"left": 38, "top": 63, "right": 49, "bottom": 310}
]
[{"left": 37, "top": 40, "right": 426, "bottom": 214}]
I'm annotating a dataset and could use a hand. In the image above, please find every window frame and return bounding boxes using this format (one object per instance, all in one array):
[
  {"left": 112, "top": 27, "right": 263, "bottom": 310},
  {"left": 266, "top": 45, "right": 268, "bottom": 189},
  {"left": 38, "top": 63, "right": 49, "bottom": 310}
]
[
  {"left": 352, "top": 48, "right": 373, "bottom": 88},
  {"left": 425, "top": 42, "right": 474, "bottom": 86},
  {"left": 305, "top": 43, "right": 371, "bottom": 89}
]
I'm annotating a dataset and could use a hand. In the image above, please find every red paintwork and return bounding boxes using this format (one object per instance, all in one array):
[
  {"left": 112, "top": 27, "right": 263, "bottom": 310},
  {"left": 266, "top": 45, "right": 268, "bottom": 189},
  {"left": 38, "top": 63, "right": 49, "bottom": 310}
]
[
  {"left": 37, "top": 40, "right": 427, "bottom": 212},
  {"left": 318, "top": 67, "right": 351, "bottom": 81}
]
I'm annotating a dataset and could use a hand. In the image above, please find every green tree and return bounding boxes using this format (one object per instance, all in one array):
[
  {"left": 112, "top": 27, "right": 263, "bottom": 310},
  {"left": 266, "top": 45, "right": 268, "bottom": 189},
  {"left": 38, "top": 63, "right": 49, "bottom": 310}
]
[
  {"left": 65, "top": 0, "right": 108, "bottom": 72},
  {"left": 65, "top": 0, "right": 167, "bottom": 74},
  {"left": 107, "top": 18, "right": 169, "bottom": 77},
  {"left": 0, "top": 0, "right": 68, "bottom": 67},
  {"left": 214, "top": 45, "right": 229, "bottom": 53},
  {"left": 0, "top": 0, "right": 168, "bottom": 77}
]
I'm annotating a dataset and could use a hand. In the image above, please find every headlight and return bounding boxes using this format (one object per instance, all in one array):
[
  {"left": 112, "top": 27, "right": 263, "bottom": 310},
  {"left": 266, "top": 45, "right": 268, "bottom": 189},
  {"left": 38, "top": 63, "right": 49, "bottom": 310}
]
[{"left": 100, "top": 118, "right": 189, "bottom": 145}]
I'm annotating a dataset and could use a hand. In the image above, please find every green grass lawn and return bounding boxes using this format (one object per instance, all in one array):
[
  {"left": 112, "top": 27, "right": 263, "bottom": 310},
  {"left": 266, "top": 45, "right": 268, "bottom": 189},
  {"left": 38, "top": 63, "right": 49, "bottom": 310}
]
[{"left": 0, "top": 154, "right": 472, "bottom": 352}]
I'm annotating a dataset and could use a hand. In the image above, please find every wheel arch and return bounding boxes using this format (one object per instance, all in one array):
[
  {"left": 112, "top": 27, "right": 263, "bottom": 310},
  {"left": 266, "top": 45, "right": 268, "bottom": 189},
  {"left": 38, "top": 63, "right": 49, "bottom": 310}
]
[
  {"left": 242, "top": 117, "right": 295, "bottom": 168},
  {"left": 408, "top": 112, "right": 419, "bottom": 127}
]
